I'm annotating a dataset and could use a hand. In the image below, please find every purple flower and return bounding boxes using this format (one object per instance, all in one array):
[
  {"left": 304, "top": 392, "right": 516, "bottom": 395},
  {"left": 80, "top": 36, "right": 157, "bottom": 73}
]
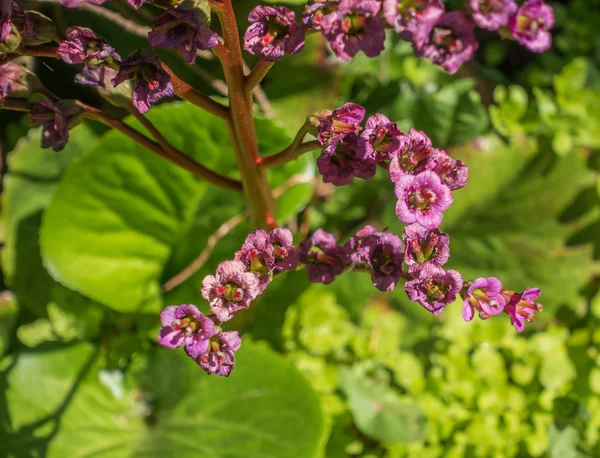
[
  {"left": 344, "top": 224, "right": 379, "bottom": 264},
  {"left": 316, "top": 102, "right": 365, "bottom": 146},
  {"left": 429, "top": 149, "right": 468, "bottom": 191},
  {"left": 404, "top": 264, "right": 463, "bottom": 315},
  {"left": 394, "top": 171, "right": 453, "bottom": 229},
  {"left": 402, "top": 223, "right": 449, "bottom": 273},
  {"left": 462, "top": 277, "right": 506, "bottom": 322},
  {"left": 201, "top": 260, "right": 261, "bottom": 322},
  {"left": 382, "top": 0, "right": 445, "bottom": 38},
  {"left": 356, "top": 114, "right": 403, "bottom": 163},
  {"left": 362, "top": 232, "right": 404, "bottom": 292},
  {"left": 270, "top": 228, "right": 299, "bottom": 272},
  {"left": 112, "top": 49, "right": 173, "bottom": 113},
  {"left": 0, "top": 62, "right": 39, "bottom": 99},
  {"left": 509, "top": 0, "right": 554, "bottom": 53},
  {"left": 1, "top": 0, "right": 16, "bottom": 42},
  {"left": 413, "top": 11, "right": 479, "bottom": 74},
  {"left": 303, "top": 1, "right": 339, "bottom": 31},
  {"left": 58, "top": 26, "right": 118, "bottom": 66},
  {"left": 321, "top": 0, "right": 385, "bottom": 61},
  {"left": 389, "top": 128, "right": 436, "bottom": 180},
  {"left": 148, "top": 3, "right": 218, "bottom": 64},
  {"left": 60, "top": 0, "right": 107, "bottom": 8},
  {"left": 29, "top": 100, "right": 83, "bottom": 152},
  {"left": 468, "top": 0, "right": 517, "bottom": 31},
  {"left": 317, "top": 134, "right": 376, "bottom": 186},
  {"left": 234, "top": 230, "right": 274, "bottom": 291},
  {"left": 244, "top": 6, "right": 305, "bottom": 61},
  {"left": 299, "top": 229, "right": 346, "bottom": 284},
  {"left": 158, "top": 304, "right": 217, "bottom": 358},
  {"left": 194, "top": 330, "right": 241, "bottom": 377},
  {"left": 503, "top": 287, "right": 543, "bottom": 332}
]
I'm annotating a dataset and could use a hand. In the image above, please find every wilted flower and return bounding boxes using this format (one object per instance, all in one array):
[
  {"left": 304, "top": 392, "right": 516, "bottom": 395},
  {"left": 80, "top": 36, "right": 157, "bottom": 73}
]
[
  {"left": 58, "top": 26, "right": 118, "bottom": 66},
  {"left": 462, "top": 277, "right": 506, "bottom": 321},
  {"left": 18, "top": 10, "right": 56, "bottom": 46},
  {"left": 508, "top": 0, "right": 554, "bottom": 53},
  {"left": 394, "top": 170, "right": 453, "bottom": 229},
  {"left": 194, "top": 330, "right": 241, "bottom": 377},
  {"left": 112, "top": 49, "right": 173, "bottom": 113},
  {"left": 467, "top": 0, "right": 517, "bottom": 31},
  {"left": 270, "top": 228, "right": 299, "bottom": 272},
  {"left": 299, "top": 229, "right": 346, "bottom": 284},
  {"left": 413, "top": 11, "right": 479, "bottom": 74},
  {"left": 244, "top": 6, "right": 305, "bottom": 61},
  {"left": 148, "top": 1, "right": 218, "bottom": 64},
  {"left": 158, "top": 304, "right": 217, "bottom": 358},
  {"left": 503, "top": 287, "right": 543, "bottom": 331},
  {"left": 402, "top": 223, "right": 449, "bottom": 273},
  {"left": 317, "top": 134, "right": 376, "bottom": 186},
  {"left": 362, "top": 232, "right": 404, "bottom": 292},
  {"left": 29, "top": 99, "right": 83, "bottom": 152},
  {"left": 201, "top": 260, "right": 261, "bottom": 322},
  {"left": 405, "top": 264, "right": 463, "bottom": 314},
  {"left": 321, "top": 0, "right": 385, "bottom": 61},
  {"left": 0, "top": 62, "right": 40, "bottom": 99}
]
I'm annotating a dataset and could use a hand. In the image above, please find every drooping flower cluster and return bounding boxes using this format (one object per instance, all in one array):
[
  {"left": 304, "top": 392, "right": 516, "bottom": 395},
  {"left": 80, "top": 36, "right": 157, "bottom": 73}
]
[
  {"left": 159, "top": 228, "right": 299, "bottom": 376},
  {"left": 241, "top": 0, "right": 554, "bottom": 73}
]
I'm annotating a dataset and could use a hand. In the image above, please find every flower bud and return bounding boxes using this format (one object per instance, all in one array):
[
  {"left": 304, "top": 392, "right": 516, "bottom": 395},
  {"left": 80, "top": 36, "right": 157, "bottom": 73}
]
[
  {"left": 0, "top": 25, "right": 20, "bottom": 54},
  {"left": 0, "top": 61, "right": 41, "bottom": 99},
  {"left": 19, "top": 11, "right": 56, "bottom": 46}
]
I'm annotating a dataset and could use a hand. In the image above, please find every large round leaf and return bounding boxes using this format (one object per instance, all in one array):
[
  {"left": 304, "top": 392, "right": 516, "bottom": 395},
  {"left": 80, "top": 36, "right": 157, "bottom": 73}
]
[{"left": 1, "top": 342, "right": 327, "bottom": 458}]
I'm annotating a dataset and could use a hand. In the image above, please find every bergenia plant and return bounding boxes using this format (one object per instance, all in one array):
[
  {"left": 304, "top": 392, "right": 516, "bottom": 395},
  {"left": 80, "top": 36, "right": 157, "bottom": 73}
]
[{"left": 0, "top": 0, "right": 555, "bottom": 379}]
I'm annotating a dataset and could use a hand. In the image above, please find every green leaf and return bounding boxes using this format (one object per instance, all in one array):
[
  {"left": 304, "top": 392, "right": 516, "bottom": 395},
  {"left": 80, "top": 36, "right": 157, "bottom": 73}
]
[
  {"left": 41, "top": 103, "right": 313, "bottom": 313},
  {"left": 2, "top": 124, "right": 98, "bottom": 315},
  {"left": 1, "top": 343, "right": 327, "bottom": 458},
  {"left": 338, "top": 364, "right": 426, "bottom": 444},
  {"left": 0, "top": 292, "right": 18, "bottom": 357}
]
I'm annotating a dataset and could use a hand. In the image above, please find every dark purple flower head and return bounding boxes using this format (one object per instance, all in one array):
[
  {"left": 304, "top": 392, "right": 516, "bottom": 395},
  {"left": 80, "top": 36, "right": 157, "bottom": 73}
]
[
  {"left": 344, "top": 224, "right": 379, "bottom": 264},
  {"left": 429, "top": 149, "right": 468, "bottom": 190},
  {"left": 404, "top": 265, "right": 463, "bottom": 315},
  {"left": 317, "top": 133, "right": 376, "bottom": 186},
  {"left": 462, "top": 277, "right": 506, "bottom": 322},
  {"left": 158, "top": 304, "right": 217, "bottom": 358},
  {"left": 503, "top": 287, "right": 543, "bottom": 332},
  {"left": 383, "top": 0, "right": 444, "bottom": 38},
  {"left": 60, "top": 0, "right": 107, "bottom": 7},
  {"left": 29, "top": 99, "right": 83, "bottom": 152},
  {"left": 299, "top": 229, "right": 346, "bottom": 284},
  {"left": 389, "top": 128, "right": 435, "bottom": 180},
  {"left": 58, "top": 27, "right": 118, "bottom": 66},
  {"left": 244, "top": 6, "right": 305, "bottom": 61},
  {"left": 509, "top": 0, "right": 554, "bottom": 53},
  {"left": 413, "top": 11, "right": 479, "bottom": 74},
  {"left": 270, "top": 228, "right": 299, "bottom": 272},
  {"left": 321, "top": 0, "right": 385, "bottom": 61},
  {"left": 201, "top": 260, "right": 261, "bottom": 322},
  {"left": 362, "top": 232, "right": 404, "bottom": 292},
  {"left": 468, "top": 0, "right": 517, "bottom": 31},
  {"left": 303, "top": 1, "right": 339, "bottom": 31},
  {"left": 234, "top": 229, "right": 275, "bottom": 291},
  {"left": 112, "top": 49, "right": 173, "bottom": 113},
  {"left": 356, "top": 114, "right": 403, "bottom": 163},
  {"left": 315, "top": 102, "right": 365, "bottom": 146},
  {"left": 195, "top": 330, "right": 241, "bottom": 377},
  {"left": 0, "top": 62, "right": 39, "bottom": 100},
  {"left": 148, "top": 2, "right": 218, "bottom": 64},
  {"left": 394, "top": 170, "right": 453, "bottom": 229},
  {"left": 402, "top": 223, "right": 449, "bottom": 273}
]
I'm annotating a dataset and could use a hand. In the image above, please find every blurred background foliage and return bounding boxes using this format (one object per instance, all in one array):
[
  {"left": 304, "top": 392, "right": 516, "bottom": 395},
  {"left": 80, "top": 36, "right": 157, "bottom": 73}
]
[{"left": 1, "top": 0, "right": 600, "bottom": 457}]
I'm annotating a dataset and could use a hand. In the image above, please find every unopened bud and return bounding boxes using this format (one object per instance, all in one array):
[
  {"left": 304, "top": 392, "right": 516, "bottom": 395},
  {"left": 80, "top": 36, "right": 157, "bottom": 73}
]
[
  {"left": 0, "top": 26, "right": 21, "bottom": 54},
  {"left": 0, "top": 61, "right": 41, "bottom": 99},
  {"left": 20, "top": 11, "right": 56, "bottom": 46}
]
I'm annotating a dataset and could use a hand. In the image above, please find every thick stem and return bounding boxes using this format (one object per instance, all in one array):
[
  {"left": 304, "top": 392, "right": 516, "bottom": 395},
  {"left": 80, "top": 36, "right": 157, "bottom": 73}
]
[
  {"left": 163, "top": 65, "right": 229, "bottom": 120},
  {"left": 245, "top": 60, "right": 274, "bottom": 104},
  {"left": 212, "top": 0, "right": 277, "bottom": 229}
]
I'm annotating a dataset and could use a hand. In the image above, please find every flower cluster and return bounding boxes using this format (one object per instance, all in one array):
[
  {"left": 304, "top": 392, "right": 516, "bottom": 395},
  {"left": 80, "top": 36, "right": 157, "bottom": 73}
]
[
  {"left": 158, "top": 228, "right": 299, "bottom": 376},
  {"left": 0, "top": 1, "right": 56, "bottom": 54},
  {"left": 242, "top": 0, "right": 554, "bottom": 73}
]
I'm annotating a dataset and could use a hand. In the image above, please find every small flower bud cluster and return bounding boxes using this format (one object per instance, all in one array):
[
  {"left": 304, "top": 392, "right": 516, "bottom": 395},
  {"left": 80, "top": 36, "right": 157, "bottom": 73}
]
[
  {"left": 241, "top": 0, "right": 554, "bottom": 74},
  {"left": 1, "top": 1, "right": 56, "bottom": 54},
  {"left": 158, "top": 228, "right": 299, "bottom": 376}
]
